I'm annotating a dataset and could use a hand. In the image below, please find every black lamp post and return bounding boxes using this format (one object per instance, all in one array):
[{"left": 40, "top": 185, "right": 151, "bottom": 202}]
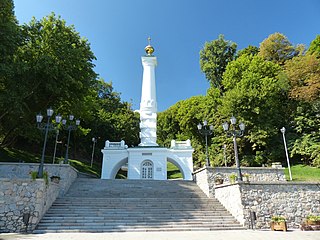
[
  {"left": 90, "top": 137, "right": 97, "bottom": 167},
  {"left": 52, "top": 129, "right": 60, "bottom": 164},
  {"left": 36, "top": 108, "right": 62, "bottom": 178},
  {"left": 62, "top": 115, "right": 80, "bottom": 164},
  {"left": 197, "top": 120, "right": 214, "bottom": 167},
  {"left": 222, "top": 116, "right": 245, "bottom": 181}
]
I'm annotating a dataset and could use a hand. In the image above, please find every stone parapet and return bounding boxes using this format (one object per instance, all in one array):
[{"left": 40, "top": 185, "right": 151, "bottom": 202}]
[
  {"left": 0, "top": 163, "right": 78, "bottom": 197},
  {"left": 193, "top": 166, "right": 286, "bottom": 197}
]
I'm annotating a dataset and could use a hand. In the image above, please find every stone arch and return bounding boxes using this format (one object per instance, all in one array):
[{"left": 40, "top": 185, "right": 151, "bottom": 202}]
[
  {"left": 167, "top": 157, "right": 186, "bottom": 180},
  {"left": 110, "top": 157, "right": 128, "bottom": 179}
]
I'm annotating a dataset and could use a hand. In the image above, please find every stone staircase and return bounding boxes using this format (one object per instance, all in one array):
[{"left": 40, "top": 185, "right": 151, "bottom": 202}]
[{"left": 34, "top": 179, "right": 244, "bottom": 233}]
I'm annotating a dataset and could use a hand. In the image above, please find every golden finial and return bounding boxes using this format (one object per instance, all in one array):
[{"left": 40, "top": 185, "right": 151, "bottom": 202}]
[{"left": 145, "top": 36, "right": 154, "bottom": 56}]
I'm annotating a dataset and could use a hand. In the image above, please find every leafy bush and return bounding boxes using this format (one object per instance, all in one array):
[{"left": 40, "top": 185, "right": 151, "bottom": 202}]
[
  {"left": 271, "top": 216, "right": 286, "bottom": 222},
  {"left": 307, "top": 215, "right": 320, "bottom": 221}
]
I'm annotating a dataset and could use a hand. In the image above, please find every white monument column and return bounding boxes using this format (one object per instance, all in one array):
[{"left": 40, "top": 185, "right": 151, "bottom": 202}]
[{"left": 139, "top": 38, "right": 158, "bottom": 146}]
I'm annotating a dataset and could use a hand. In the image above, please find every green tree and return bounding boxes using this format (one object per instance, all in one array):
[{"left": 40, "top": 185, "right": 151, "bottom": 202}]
[
  {"left": 236, "top": 45, "right": 259, "bottom": 58},
  {"left": 0, "top": 13, "right": 97, "bottom": 147},
  {"left": 285, "top": 53, "right": 320, "bottom": 167},
  {"left": 258, "top": 32, "right": 304, "bottom": 65},
  {"left": 307, "top": 35, "right": 320, "bottom": 58},
  {"left": 285, "top": 54, "right": 320, "bottom": 102},
  {"left": 219, "top": 54, "right": 290, "bottom": 165},
  {"left": 93, "top": 79, "right": 139, "bottom": 146},
  {"left": 200, "top": 34, "right": 237, "bottom": 91},
  {"left": 290, "top": 103, "right": 320, "bottom": 167},
  {"left": 0, "top": 0, "right": 19, "bottom": 64},
  {"left": 0, "top": 0, "right": 20, "bottom": 144},
  {"left": 157, "top": 92, "right": 223, "bottom": 168}
]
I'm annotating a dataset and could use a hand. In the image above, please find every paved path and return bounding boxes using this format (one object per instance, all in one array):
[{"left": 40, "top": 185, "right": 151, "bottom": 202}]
[{"left": 1, "top": 230, "right": 320, "bottom": 240}]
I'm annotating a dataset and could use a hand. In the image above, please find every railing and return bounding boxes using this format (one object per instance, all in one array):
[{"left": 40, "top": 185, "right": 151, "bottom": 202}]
[
  {"left": 104, "top": 140, "right": 128, "bottom": 149},
  {"left": 170, "top": 139, "right": 192, "bottom": 149}
]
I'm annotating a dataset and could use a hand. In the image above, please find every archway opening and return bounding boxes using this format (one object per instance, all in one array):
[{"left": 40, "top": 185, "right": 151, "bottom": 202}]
[
  {"left": 167, "top": 161, "right": 183, "bottom": 180},
  {"left": 115, "top": 164, "right": 128, "bottom": 179},
  {"left": 110, "top": 158, "right": 128, "bottom": 179}
]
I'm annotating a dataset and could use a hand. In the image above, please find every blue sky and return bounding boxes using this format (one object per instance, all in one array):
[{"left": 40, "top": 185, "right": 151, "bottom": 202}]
[{"left": 14, "top": 0, "right": 320, "bottom": 112}]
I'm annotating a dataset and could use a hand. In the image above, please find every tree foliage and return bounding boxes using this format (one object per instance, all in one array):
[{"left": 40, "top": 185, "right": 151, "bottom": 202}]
[
  {"left": 307, "top": 35, "right": 320, "bottom": 58},
  {"left": 0, "top": 13, "right": 97, "bottom": 146},
  {"left": 0, "top": 0, "right": 21, "bottom": 146},
  {"left": 290, "top": 102, "right": 320, "bottom": 167},
  {"left": 0, "top": 7, "right": 140, "bottom": 164},
  {"left": 236, "top": 45, "right": 259, "bottom": 58},
  {"left": 159, "top": 33, "right": 320, "bottom": 168},
  {"left": 200, "top": 34, "right": 237, "bottom": 91},
  {"left": 0, "top": 0, "right": 19, "bottom": 65},
  {"left": 258, "top": 32, "right": 304, "bottom": 65},
  {"left": 220, "top": 55, "right": 290, "bottom": 165},
  {"left": 285, "top": 54, "right": 320, "bottom": 102}
]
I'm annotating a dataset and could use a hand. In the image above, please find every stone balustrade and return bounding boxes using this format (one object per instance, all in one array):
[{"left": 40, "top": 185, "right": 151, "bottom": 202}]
[
  {"left": 170, "top": 139, "right": 192, "bottom": 149},
  {"left": 104, "top": 140, "right": 128, "bottom": 149}
]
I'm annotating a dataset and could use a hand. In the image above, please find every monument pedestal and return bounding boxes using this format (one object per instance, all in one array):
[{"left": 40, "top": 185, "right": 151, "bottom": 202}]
[{"left": 101, "top": 140, "right": 194, "bottom": 180}]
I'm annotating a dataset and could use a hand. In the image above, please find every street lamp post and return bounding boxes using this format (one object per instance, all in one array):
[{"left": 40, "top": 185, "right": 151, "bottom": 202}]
[
  {"left": 280, "top": 127, "right": 292, "bottom": 181},
  {"left": 90, "top": 137, "right": 97, "bottom": 167},
  {"left": 36, "top": 108, "right": 62, "bottom": 178},
  {"left": 223, "top": 144, "right": 227, "bottom": 167},
  {"left": 197, "top": 120, "right": 214, "bottom": 167},
  {"left": 222, "top": 116, "right": 245, "bottom": 181},
  {"left": 62, "top": 115, "right": 80, "bottom": 164},
  {"left": 52, "top": 129, "right": 59, "bottom": 164}
]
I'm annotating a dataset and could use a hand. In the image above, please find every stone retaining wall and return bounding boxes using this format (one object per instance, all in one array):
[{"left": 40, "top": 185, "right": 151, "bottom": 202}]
[
  {"left": 215, "top": 182, "right": 320, "bottom": 229},
  {"left": 194, "top": 167, "right": 320, "bottom": 229},
  {"left": 0, "top": 178, "right": 59, "bottom": 232},
  {"left": 0, "top": 163, "right": 78, "bottom": 233},
  {"left": 193, "top": 166, "right": 286, "bottom": 197},
  {"left": 0, "top": 163, "right": 78, "bottom": 196}
]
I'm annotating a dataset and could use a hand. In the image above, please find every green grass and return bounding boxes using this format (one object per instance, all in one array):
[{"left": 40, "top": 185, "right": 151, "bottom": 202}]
[
  {"left": 0, "top": 147, "right": 40, "bottom": 163},
  {"left": 284, "top": 164, "right": 320, "bottom": 182},
  {"left": 69, "top": 159, "right": 100, "bottom": 177},
  {"left": 167, "top": 162, "right": 183, "bottom": 179},
  {"left": 0, "top": 147, "right": 100, "bottom": 177}
]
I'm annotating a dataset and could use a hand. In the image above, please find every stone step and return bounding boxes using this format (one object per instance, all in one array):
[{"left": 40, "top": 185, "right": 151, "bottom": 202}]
[
  {"left": 42, "top": 213, "right": 231, "bottom": 218},
  {"left": 39, "top": 220, "right": 238, "bottom": 226},
  {"left": 34, "top": 225, "right": 245, "bottom": 233},
  {"left": 51, "top": 203, "right": 222, "bottom": 208},
  {"left": 43, "top": 213, "right": 229, "bottom": 220},
  {"left": 35, "top": 222, "right": 243, "bottom": 229},
  {"left": 52, "top": 198, "right": 221, "bottom": 203},
  {"left": 45, "top": 210, "right": 228, "bottom": 215},
  {"left": 47, "top": 203, "right": 226, "bottom": 208},
  {"left": 40, "top": 217, "right": 236, "bottom": 223},
  {"left": 35, "top": 179, "right": 244, "bottom": 233},
  {"left": 53, "top": 199, "right": 218, "bottom": 204}
]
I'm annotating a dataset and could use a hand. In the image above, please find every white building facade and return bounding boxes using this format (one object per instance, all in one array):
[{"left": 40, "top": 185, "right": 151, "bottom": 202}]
[{"left": 101, "top": 40, "right": 194, "bottom": 180}]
